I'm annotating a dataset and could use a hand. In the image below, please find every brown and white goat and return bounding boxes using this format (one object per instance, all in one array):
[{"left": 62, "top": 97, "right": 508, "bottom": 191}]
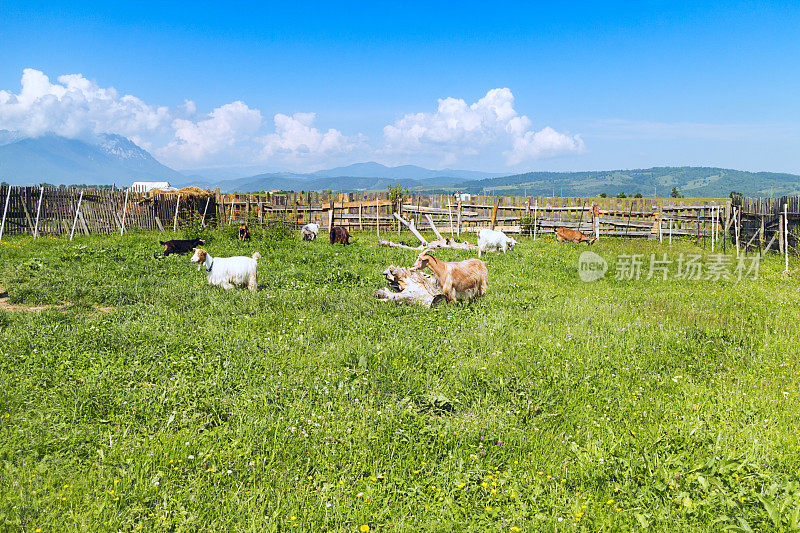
[
  {"left": 555, "top": 227, "right": 596, "bottom": 245},
  {"left": 411, "top": 250, "right": 487, "bottom": 303}
]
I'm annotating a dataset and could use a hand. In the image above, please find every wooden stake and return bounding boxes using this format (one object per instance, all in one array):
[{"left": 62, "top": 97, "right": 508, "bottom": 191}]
[
  {"left": 376, "top": 196, "right": 380, "bottom": 237},
  {"left": 533, "top": 200, "right": 538, "bottom": 240},
  {"left": 359, "top": 201, "right": 363, "bottom": 231},
  {"left": 763, "top": 232, "right": 777, "bottom": 254},
  {"left": 201, "top": 196, "right": 210, "bottom": 227},
  {"left": 20, "top": 189, "right": 34, "bottom": 235},
  {"left": 120, "top": 188, "right": 129, "bottom": 235},
  {"left": 785, "top": 203, "right": 790, "bottom": 273},
  {"left": 173, "top": 194, "right": 181, "bottom": 232},
  {"left": 448, "top": 204, "right": 454, "bottom": 237},
  {"left": 34, "top": 185, "right": 44, "bottom": 238},
  {"left": 625, "top": 202, "right": 633, "bottom": 236},
  {"left": 69, "top": 189, "right": 84, "bottom": 241},
  {"left": 0, "top": 185, "right": 11, "bottom": 242},
  {"left": 78, "top": 210, "right": 90, "bottom": 235},
  {"left": 669, "top": 218, "right": 673, "bottom": 245},
  {"left": 457, "top": 201, "right": 462, "bottom": 238},
  {"left": 711, "top": 206, "right": 716, "bottom": 254},
  {"left": 393, "top": 212, "right": 428, "bottom": 245},
  {"left": 576, "top": 201, "right": 586, "bottom": 232},
  {"left": 425, "top": 213, "right": 444, "bottom": 241}
]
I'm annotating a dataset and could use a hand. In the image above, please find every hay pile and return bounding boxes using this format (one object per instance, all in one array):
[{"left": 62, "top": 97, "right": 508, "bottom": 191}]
[{"left": 151, "top": 186, "right": 214, "bottom": 197}]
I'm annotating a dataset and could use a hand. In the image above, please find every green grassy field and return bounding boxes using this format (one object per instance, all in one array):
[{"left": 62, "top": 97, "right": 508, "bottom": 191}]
[{"left": 1, "top": 226, "right": 799, "bottom": 532}]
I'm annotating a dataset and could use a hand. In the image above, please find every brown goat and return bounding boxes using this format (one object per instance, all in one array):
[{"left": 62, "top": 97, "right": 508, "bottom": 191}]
[
  {"left": 238, "top": 224, "right": 251, "bottom": 241},
  {"left": 411, "top": 250, "right": 487, "bottom": 303},
  {"left": 330, "top": 226, "right": 350, "bottom": 245},
  {"left": 556, "top": 227, "right": 596, "bottom": 245}
]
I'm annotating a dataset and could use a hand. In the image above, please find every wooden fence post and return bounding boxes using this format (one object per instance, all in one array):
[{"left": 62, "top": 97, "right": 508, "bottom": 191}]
[
  {"left": 201, "top": 196, "right": 209, "bottom": 227},
  {"left": 376, "top": 196, "right": 380, "bottom": 237},
  {"left": 457, "top": 200, "right": 462, "bottom": 238},
  {"left": 69, "top": 189, "right": 84, "bottom": 241},
  {"left": 173, "top": 194, "right": 181, "bottom": 232},
  {"left": 0, "top": 185, "right": 11, "bottom": 242},
  {"left": 359, "top": 201, "right": 363, "bottom": 231},
  {"left": 120, "top": 188, "right": 129, "bottom": 235},
  {"left": 784, "top": 203, "right": 789, "bottom": 273},
  {"left": 711, "top": 204, "right": 715, "bottom": 252},
  {"left": 448, "top": 203, "right": 454, "bottom": 237},
  {"left": 34, "top": 185, "right": 44, "bottom": 239},
  {"left": 533, "top": 200, "right": 538, "bottom": 240},
  {"left": 625, "top": 202, "right": 633, "bottom": 237},
  {"left": 669, "top": 218, "right": 673, "bottom": 245}
]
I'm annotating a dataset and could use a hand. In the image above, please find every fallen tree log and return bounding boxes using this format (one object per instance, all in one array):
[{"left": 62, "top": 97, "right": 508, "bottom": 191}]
[
  {"left": 380, "top": 212, "right": 477, "bottom": 251},
  {"left": 379, "top": 238, "right": 477, "bottom": 251},
  {"left": 376, "top": 266, "right": 445, "bottom": 307}
]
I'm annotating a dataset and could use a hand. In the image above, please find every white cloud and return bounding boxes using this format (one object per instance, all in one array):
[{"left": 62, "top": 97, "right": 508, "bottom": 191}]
[
  {"left": 0, "top": 68, "right": 171, "bottom": 140},
  {"left": 507, "top": 126, "right": 585, "bottom": 164},
  {"left": 158, "top": 101, "right": 262, "bottom": 164},
  {"left": 258, "top": 112, "right": 353, "bottom": 160},
  {"left": 0, "top": 69, "right": 587, "bottom": 171},
  {"left": 382, "top": 88, "right": 583, "bottom": 166}
]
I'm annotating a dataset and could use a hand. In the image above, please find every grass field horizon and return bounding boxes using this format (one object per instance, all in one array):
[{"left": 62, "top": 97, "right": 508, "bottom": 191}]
[{"left": 1, "top": 227, "right": 799, "bottom": 531}]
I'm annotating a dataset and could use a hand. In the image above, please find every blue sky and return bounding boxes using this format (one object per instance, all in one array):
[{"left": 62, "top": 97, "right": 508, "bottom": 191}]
[{"left": 1, "top": 1, "right": 799, "bottom": 173}]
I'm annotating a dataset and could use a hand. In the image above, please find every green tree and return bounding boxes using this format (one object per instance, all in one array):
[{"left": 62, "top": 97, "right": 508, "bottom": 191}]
[
  {"left": 387, "top": 185, "right": 408, "bottom": 209},
  {"left": 670, "top": 187, "right": 680, "bottom": 198},
  {"left": 616, "top": 192, "right": 627, "bottom": 198},
  {"left": 634, "top": 193, "right": 643, "bottom": 198}
]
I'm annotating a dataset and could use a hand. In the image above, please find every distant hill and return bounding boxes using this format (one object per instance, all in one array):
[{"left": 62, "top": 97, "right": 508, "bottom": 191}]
[
  {"left": 446, "top": 167, "right": 800, "bottom": 198},
  {"left": 1, "top": 131, "right": 797, "bottom": 197},
  {"left": 208, "top": 163, "right": 503, "bottom": 192},
  {"left": 218, "top": 172, "right": 430, "bottom": 193},
  {"left": 309, "top": 162, "right": 504, "bottom": 182},
  {"left": 0, "top": 133, "right": 182, "bottom": 186}
]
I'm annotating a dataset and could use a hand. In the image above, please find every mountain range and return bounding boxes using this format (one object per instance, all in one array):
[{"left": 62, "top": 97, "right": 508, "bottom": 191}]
[
  {"left": 0, "top": 132, "right": 182, "bottom": 185},
  {"left": 1, "top": 132, "right": 798, "bottom": 197}
]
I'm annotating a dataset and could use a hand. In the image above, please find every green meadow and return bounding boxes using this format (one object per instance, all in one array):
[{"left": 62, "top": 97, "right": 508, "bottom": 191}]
[{"left": 0, "top": 227, "right": 798, "bottom": 531}]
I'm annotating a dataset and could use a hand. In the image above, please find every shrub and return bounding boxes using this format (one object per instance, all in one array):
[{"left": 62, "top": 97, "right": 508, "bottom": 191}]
[{"left": 181, "top": 213, "right": 213, "bottom": 243}]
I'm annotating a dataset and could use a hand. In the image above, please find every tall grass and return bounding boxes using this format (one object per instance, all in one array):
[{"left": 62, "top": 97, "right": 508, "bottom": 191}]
[{"left": 0, "top": 229, "right": 798, "bottom": 531}]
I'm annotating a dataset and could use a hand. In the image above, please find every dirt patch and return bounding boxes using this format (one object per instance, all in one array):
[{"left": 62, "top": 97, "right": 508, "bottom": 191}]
[{"left": 0, "top": 287, "right": 116, "bottom": 314}]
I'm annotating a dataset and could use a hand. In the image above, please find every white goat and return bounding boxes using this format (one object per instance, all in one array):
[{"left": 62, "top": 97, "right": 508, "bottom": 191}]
[
  {"left": 477, "top": 228, "right": 518, "bottom": 258},
  {"left": 190, "top": 248, "right": 260, "bottom": 291},
  {"left": 301, "top": 223, "right": 319, "bottom": 241}
]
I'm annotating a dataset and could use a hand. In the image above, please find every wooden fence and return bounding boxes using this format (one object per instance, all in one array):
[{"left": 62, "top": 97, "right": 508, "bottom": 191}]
[
  {"left": 218, "top": 191, "right": 728, "bottom": 242},
  {"left": 0, "top": 186, "right": 217, "bottom": 238},
  {"left": 731, "top": 195, "right": 799, "bottom": 256},
  {"left": 2, "top": 185, "right": 796, "bottom": 256}
]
